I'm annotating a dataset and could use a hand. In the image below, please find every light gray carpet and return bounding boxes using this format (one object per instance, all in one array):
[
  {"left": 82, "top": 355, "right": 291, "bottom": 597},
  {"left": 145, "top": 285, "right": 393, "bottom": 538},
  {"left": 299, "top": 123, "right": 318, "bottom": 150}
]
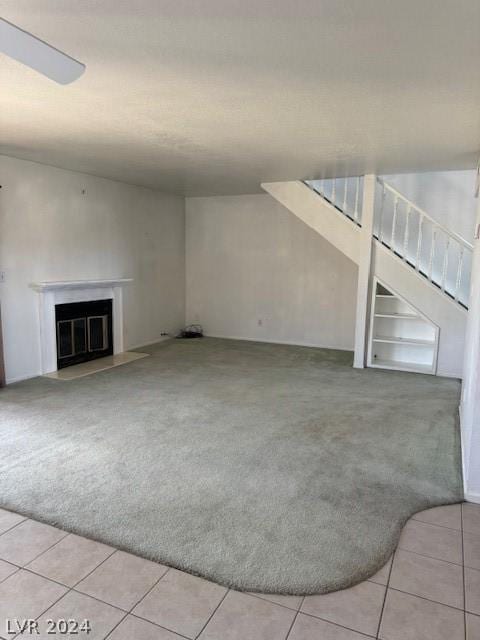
[{"left": 0, "top": 338, "right": 463, "bottom": 594}]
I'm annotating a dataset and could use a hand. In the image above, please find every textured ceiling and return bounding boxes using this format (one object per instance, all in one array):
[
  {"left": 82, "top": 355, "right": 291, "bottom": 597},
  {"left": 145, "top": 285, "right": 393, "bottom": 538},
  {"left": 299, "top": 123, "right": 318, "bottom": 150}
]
[{"left": 0, "top": 0, "right": 479, "bottom": 195}]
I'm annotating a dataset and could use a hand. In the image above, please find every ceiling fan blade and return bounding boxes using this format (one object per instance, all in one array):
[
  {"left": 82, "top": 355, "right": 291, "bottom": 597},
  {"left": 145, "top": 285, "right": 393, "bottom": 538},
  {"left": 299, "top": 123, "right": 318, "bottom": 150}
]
[{"left": 0, "top": 17, "right": 85, "bottom": 84}]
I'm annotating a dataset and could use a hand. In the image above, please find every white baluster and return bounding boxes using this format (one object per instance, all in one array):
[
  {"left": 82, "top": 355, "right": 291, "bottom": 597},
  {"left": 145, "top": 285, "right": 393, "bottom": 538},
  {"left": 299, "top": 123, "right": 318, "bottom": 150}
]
[
  {"left": 374, "top": 178, "right": 473, "bottom": 309},
  {"left": 403, "top": 205, "right": 411, "bottom": 260},
  {"left": 354, "top": 176, "right": 360, "bottom": 222},
  {"left": 428, "top": 227, "right": 437, "bottom": 281},
  {"left": 331, "top": 178, "right": 336, "bottom": 204},
  {"left": 455, "top": 247, "right": 464, "bottom": 301},
  {"left": 343, "top": 178, "right": 348, "bottom": 213},
  {"left": 415, "top": 214, "right": 423, "bottom": 270},
  {"left": 441, "top": 238, "right": 450, "bottom": 290},
  {"left": 391, "top": 196, "right": 398, "bottom": 249},
  {"left": 378, "top": 185, "right": 386, "bottom": 242}
]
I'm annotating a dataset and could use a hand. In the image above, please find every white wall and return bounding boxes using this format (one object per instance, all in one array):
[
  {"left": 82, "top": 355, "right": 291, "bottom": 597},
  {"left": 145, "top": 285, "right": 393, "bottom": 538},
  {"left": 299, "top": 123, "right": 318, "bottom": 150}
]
[
  {"left": 0, "top": 155, "right": 185, "bottom": 383},
  {"left": 461, "top": 197, "right": 480, "bottom": 502},
  {"left": 384, "top": 170, "right": 477, "bottom": 241},
  {"left": 186, "top": 194, "right": 357, "bottom": 350}
]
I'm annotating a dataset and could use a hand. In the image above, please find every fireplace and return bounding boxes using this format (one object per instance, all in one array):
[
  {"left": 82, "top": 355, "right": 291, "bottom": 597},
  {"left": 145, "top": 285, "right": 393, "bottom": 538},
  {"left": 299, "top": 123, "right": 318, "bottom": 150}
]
[
  {"left": 30, "top": 278, "right": 131, "bottom": 375},
  {"left": 55, "top": 299, "right": 113, "bottom": 369}
]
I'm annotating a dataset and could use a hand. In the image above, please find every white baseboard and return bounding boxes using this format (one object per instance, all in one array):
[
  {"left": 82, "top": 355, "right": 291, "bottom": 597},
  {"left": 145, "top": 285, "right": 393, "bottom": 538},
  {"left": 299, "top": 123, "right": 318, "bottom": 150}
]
[
  {"left": 436, "top": 370, "right": 463, "bottom": 380},
  {"left": 6, "top": 371, "right": 41, "bottom": 385},
  {"left": 127, "top": 335, "right": 172, "bottom": 351},
  {"left": 203, "top": 333, "right": 354, "bottom": 352}
]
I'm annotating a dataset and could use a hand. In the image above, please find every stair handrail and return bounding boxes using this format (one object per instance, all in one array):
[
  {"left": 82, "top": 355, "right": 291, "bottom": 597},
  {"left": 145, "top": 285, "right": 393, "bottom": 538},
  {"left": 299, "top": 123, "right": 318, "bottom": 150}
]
[
  {"left": 304, "top": 175, "right": 472, "bottom": 307},
  {"left": 376, "top": 177, "right": 473, "bottom": 251}
]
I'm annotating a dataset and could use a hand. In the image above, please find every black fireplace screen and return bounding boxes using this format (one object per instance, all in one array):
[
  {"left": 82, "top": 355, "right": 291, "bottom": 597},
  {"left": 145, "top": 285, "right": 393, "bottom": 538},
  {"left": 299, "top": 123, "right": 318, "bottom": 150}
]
[{"left": 55, "top": 299, "right": 113, "bottom": 369}]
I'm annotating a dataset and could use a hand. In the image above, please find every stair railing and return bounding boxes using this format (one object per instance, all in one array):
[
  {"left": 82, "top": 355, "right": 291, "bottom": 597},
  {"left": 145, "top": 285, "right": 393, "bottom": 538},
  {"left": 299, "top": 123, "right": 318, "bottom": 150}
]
[
  {"left": 304, "top": 177, "right": 364, "bottom": 226},
  {"left": 304, "top": 175, "right": 472, "bottom": 309},
  {"left": 375, "top": 178, "right": 473, "bottom": 308}
]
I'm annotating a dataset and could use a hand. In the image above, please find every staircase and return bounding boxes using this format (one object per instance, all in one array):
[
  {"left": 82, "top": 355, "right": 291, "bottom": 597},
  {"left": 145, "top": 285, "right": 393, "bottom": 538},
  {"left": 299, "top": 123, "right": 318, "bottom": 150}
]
[
  {"left": 261, "top": 176, "right": 472, "bottom": 378},
  {"left": 305, "top": 176, "right": 473, "bottom": 309}
]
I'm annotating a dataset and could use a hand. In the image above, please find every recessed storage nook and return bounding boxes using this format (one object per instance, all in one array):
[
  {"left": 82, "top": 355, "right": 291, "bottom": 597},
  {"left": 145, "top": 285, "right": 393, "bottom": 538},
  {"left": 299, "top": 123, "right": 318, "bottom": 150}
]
[{"left": 367, "top": 279, "right": 439, "bottom": 374}]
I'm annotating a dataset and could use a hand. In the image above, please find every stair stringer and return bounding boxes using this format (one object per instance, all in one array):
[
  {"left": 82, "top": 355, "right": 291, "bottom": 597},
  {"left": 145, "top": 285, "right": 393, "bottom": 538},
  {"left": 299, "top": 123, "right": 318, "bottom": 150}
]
[
  {"left": 373, "top": 241, "right": 467, "bottom": 378},
  {"left": 261, "top": 181, "right": 361, "bottom": 265}
]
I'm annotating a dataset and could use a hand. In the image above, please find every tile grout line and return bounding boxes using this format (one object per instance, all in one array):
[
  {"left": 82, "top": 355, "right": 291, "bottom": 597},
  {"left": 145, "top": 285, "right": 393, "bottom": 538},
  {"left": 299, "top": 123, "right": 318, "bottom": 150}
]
[
  {"left": 127, "top": 566, "right": 171, "bottom": 613},
  {"left": 129, "top": 612, "right": 192, "bottom": 640},
  {"left": 375, "top": 552, "right": 395, "bottom": 639},
  {"left": 11, "top": 579, "right": 73, "bottom": 640},
  {"left": 102, "top": 564, "right": 174, "bottom": 639},
  {"left": 69, "top": 587, "right": 130, "bottom": 612},
  {"left": 0, "top": 522, "right": 73, "bottom": 622},
  {"left": 284, "top": 596, "right": 304, "bottom": 640},
  {"left": 387, "top": 586, "right": 465, "bottom": 613},
  {"left": 462, "top": 527, "right": 480, "bottom": 541},
  {"left": 411, "top": 509, "right": 463, "bottom": 532},
  {"left": 17, "top": 545, "right": 211, "bottom": 640},
  {"left": 22, "top": 554, "right": 467, "bottom": 640},
  {"left": 101, "top": 612, "right": 129, "bottom": 640},
  {"left": 296, "top": 610, "right": 376, "bottom": 638},
  {"left": 22, "top": 566, "right": 80, "bottom": 590},
  {"left": 15, "top": 545, "right": 117, "bottom": 603},
  {"left": 3, "top": 506, "right": 475, "bottom": 639},
  {"left": 0, "top": 515, "right": 28, "bottom": 538},
  {"left": 9, "top": 547, "right": 125, "bottom": 639},
  {"left": 461, "top": 503, "right": 467, "bottom": 640},
  {"left": 17, "top": 568, "right": 149, "bottom": 640},
  {"left": 3, "top": 514, "right": 326, "bottom": 618},
  {"left": 405, "top": 516, "right": 464, "bottom": 534},
  {"left": 396, "top": 545, "right": 463, "bottom": 568},
  {"left": 16, "top": 525, "right": 70, "bottom": 568},
  {"left": 0, "top": 563, "right": 20, "bottom": 585},
  {"left": 2, "top": 541, "right": 402, "bottom": 640},
  {"left": 70, "top": 547, "right": 119, "bottom": 589},
  {"left": 101, "top": 566, "right": 196, "bottom": 640},
  {"left": 246, "top": 592, "right": 304, "bottom": 612},
  {"left": 194, "top": 588, "right": 230, "bottom": 639},
  {"left": 410, "top": 520, "right": 461, "bottom": 532},
  {"left": 21, "top": 540, "right": 118, "bottom": 591},
  {"left": 284, "top": 609, "right": 300, "bottom": 639},
  {"left": 1, "top": 537, "right": 77, "bottom": 640}
]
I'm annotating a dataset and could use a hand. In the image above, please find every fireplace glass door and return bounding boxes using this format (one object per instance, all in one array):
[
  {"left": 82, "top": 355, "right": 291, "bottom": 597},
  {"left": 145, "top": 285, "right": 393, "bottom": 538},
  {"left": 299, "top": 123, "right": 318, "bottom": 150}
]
[{"left": 55, "top": 300, "right": 113, "bottom": 369}]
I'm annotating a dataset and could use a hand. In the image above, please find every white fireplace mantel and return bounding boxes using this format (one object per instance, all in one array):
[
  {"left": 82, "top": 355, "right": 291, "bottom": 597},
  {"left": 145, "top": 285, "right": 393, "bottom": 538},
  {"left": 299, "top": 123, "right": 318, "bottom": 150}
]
[
  {"left": 30, "top": 278, "right": 133, "bottom": 374},
  {"left": 30, "top": 278, "right": 133, "bottom": 292}
]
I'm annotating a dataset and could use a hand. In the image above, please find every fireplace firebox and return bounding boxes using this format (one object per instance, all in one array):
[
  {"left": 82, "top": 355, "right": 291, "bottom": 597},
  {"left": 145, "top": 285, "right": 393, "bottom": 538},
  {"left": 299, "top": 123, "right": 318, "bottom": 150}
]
[{"left": 55, "top": 299, "right": 113, "bottom": 369}]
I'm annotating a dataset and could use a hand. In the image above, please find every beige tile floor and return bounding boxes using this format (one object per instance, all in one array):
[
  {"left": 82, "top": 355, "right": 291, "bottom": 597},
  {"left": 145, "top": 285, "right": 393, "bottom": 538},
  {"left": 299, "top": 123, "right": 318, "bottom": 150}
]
[{"left": 0, "top": 503, "right": 478, "bottom": 639}]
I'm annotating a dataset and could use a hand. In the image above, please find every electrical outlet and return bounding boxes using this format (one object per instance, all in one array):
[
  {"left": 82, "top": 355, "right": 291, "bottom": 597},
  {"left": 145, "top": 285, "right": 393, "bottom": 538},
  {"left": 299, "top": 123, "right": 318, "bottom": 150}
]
[{"left": 0, "top": 271, "right": 5, "bottom": 283}]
